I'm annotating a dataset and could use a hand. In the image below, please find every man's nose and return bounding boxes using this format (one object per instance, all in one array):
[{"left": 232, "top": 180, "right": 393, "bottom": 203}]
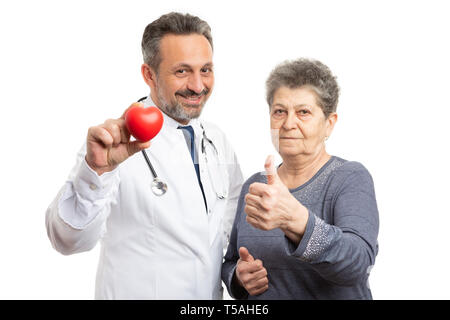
[{"left": 187, "top": 73, "right": 205, "bottom": 94}]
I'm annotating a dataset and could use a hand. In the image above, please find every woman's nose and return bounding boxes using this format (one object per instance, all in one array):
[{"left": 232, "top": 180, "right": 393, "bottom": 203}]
[
  {"left": 187, "top": 73, "right": 205, "bottom": 94},
  {"left": 282, "top": 111, "right": 299, "bottom": 130}
]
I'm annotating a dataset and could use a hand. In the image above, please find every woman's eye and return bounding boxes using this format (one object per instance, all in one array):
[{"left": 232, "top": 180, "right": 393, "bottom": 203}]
[
  {"left": 272, "top": 109, "right": 285, "bottom": 116},
  {"left": 298, "top": 109, "right": 310, "bottom": 115}
]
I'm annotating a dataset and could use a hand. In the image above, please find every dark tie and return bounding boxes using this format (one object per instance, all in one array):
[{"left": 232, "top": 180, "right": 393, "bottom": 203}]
[{"left": 178, "top": 125, "right": 207, "bottom": 210}]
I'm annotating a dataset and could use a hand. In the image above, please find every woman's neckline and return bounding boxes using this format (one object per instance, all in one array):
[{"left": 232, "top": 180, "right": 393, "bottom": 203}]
[{"left": 274, "top": 156, "right": 336, "bottom": 193}]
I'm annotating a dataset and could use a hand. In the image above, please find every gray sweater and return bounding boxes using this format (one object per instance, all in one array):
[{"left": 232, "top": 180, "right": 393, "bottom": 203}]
[{"left": 222, "top": 156, "right": 379, "bottom": 300}]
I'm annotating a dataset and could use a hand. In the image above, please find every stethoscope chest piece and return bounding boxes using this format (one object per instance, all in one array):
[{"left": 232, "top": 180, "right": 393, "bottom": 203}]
[
  {"left": 151, "top": 177, "right": 168, "bottom": 196},
  {"left": 142, "top": 149, "right": 168, "bottom": 196}
]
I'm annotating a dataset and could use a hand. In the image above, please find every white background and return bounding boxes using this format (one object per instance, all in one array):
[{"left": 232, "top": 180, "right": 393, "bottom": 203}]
[{"left": 1, "top": 0, "right": 449, "bottom": 299}]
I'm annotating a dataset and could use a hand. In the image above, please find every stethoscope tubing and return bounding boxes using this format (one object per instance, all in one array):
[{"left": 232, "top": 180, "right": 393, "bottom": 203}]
[
  {"left": 142, "top": 149, "right": 158, "bottom": 179},
  {"left": 136, "top": 96, "right": 221, "bottom": 197}
]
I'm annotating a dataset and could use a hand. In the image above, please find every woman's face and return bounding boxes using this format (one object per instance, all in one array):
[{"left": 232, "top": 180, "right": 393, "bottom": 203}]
[{"left": 270, "top": 86, "right": 336, "bottom": 158}]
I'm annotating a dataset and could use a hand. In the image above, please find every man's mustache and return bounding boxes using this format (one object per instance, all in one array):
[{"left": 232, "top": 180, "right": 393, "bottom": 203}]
[{"left": 175, "top": 88, "right": 210, "bottom": 98}]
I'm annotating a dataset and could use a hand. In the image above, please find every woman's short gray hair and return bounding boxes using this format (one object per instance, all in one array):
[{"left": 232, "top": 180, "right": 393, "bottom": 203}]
[
  {"left": 141, "top": 12, "right": 213, "bottom": 73},
  {"left": 266, "top": 58, "right": 340, "bottom": 117}
]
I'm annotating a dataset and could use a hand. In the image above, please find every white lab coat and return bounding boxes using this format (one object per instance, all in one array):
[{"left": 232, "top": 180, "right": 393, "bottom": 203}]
[{"left": 45, "top": 97, "right": 244, "bottom": 299}]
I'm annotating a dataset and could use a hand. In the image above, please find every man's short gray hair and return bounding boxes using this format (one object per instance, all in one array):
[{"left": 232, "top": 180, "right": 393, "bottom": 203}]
[
  {"left": 141, "top": 12, "right": 213, "bottom": 73},
  {"left": 266, "top": 58, "right": 340, "bottom": 117}
]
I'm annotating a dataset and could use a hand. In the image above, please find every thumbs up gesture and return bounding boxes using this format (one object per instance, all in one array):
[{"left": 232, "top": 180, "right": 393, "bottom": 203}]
[
  {"left": 244, "top": 155, "right": 309, "bottom": 244},
  {"left": 235, "top": 247, "right": 269, "bottom": 296}
]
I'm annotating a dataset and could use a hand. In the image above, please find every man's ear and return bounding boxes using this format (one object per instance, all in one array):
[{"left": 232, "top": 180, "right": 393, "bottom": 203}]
[{"left": 141, "top": 63, "right": 157, "bottom": 89}]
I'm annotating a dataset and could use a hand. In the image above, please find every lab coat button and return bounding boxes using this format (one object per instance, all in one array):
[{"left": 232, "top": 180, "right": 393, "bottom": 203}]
[{"left": 89, "top": 183, "right": 98, "bottom": 190}]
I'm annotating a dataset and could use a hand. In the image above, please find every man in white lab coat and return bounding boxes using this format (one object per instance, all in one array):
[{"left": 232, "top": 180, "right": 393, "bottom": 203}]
[{"left": 46, "top": 12, "right": 244, "bottom": 299}]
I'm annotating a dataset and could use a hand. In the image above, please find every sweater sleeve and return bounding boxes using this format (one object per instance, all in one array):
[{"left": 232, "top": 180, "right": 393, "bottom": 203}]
[{"left": 284, "top": 166, "right": 379, "bottom": 286}]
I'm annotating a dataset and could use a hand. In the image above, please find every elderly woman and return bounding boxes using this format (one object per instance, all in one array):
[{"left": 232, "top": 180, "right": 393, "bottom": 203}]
[{"left": 221, "top": 58, "right": 379, "bottom": 300}]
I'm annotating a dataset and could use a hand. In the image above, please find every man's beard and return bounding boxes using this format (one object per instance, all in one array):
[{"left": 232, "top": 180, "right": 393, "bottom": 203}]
[{"left": 157, "top": 86, "right": 210, "bottom": 122}]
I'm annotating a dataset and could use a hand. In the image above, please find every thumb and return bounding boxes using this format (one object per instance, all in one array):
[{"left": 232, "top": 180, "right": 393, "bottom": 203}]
[
  {"left": 264, "top": 155, "right": 280, "bottom": 185},
  {"left": 239, "top": 247, "right": 254, "bottom": 262},
  {"left": 128, "top": 140, "right": 151, "bottom": 156}
]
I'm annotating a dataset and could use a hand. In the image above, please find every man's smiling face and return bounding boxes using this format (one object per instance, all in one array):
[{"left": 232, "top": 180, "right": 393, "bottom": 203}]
[{"left": 150, "top": 33, "right": 214, "bottom": 124}]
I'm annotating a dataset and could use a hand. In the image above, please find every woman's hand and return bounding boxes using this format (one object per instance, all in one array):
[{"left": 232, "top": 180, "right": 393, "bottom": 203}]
[
  {"left": 244, "top": 155, "right": 309, "bottom": 245},
  {"left": 235, "top": 247, "right": 269, "bottom": 296}
]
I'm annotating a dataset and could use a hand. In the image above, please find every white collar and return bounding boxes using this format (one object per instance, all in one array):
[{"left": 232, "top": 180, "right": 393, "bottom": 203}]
[{"left": 141, "top": 96, "right": 202, "bottom": 133}]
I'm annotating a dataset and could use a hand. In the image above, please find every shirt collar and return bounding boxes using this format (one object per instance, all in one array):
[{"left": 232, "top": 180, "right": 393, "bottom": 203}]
[{"left": 141, "top": 96, "right": 202, "bottom": 134}]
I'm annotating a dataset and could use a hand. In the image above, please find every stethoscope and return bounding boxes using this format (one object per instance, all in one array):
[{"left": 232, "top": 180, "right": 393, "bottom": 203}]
[
  {"left": 136, "top": 96, "right": 168, "bottom": 195},
  {"left": 141, "top": 148, "right": 167, "bottom": 196},
  {"left": 137, "top": 97, "right": 223, "bottom": 197}
]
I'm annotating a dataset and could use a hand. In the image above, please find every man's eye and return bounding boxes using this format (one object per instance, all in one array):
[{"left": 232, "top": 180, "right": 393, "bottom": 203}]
[
  {"left": 298, "top": 109, "right": 309, "bottom": 115},
  {"left": 201, "top": 67, "right": 212, "bottom": 73},
  {"left": 176, "top": 69, "right": 187, "bottom": 74}
]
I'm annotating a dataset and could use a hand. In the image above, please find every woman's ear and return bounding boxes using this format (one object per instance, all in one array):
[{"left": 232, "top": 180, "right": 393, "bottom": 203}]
[{"left": 325, "top": 112, "right": 338, "bottom": 138}]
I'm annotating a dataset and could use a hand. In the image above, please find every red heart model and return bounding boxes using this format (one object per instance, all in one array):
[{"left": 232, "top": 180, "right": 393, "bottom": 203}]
[{"left": 125, "top": 105, "right": 164, "bottom": 142}]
